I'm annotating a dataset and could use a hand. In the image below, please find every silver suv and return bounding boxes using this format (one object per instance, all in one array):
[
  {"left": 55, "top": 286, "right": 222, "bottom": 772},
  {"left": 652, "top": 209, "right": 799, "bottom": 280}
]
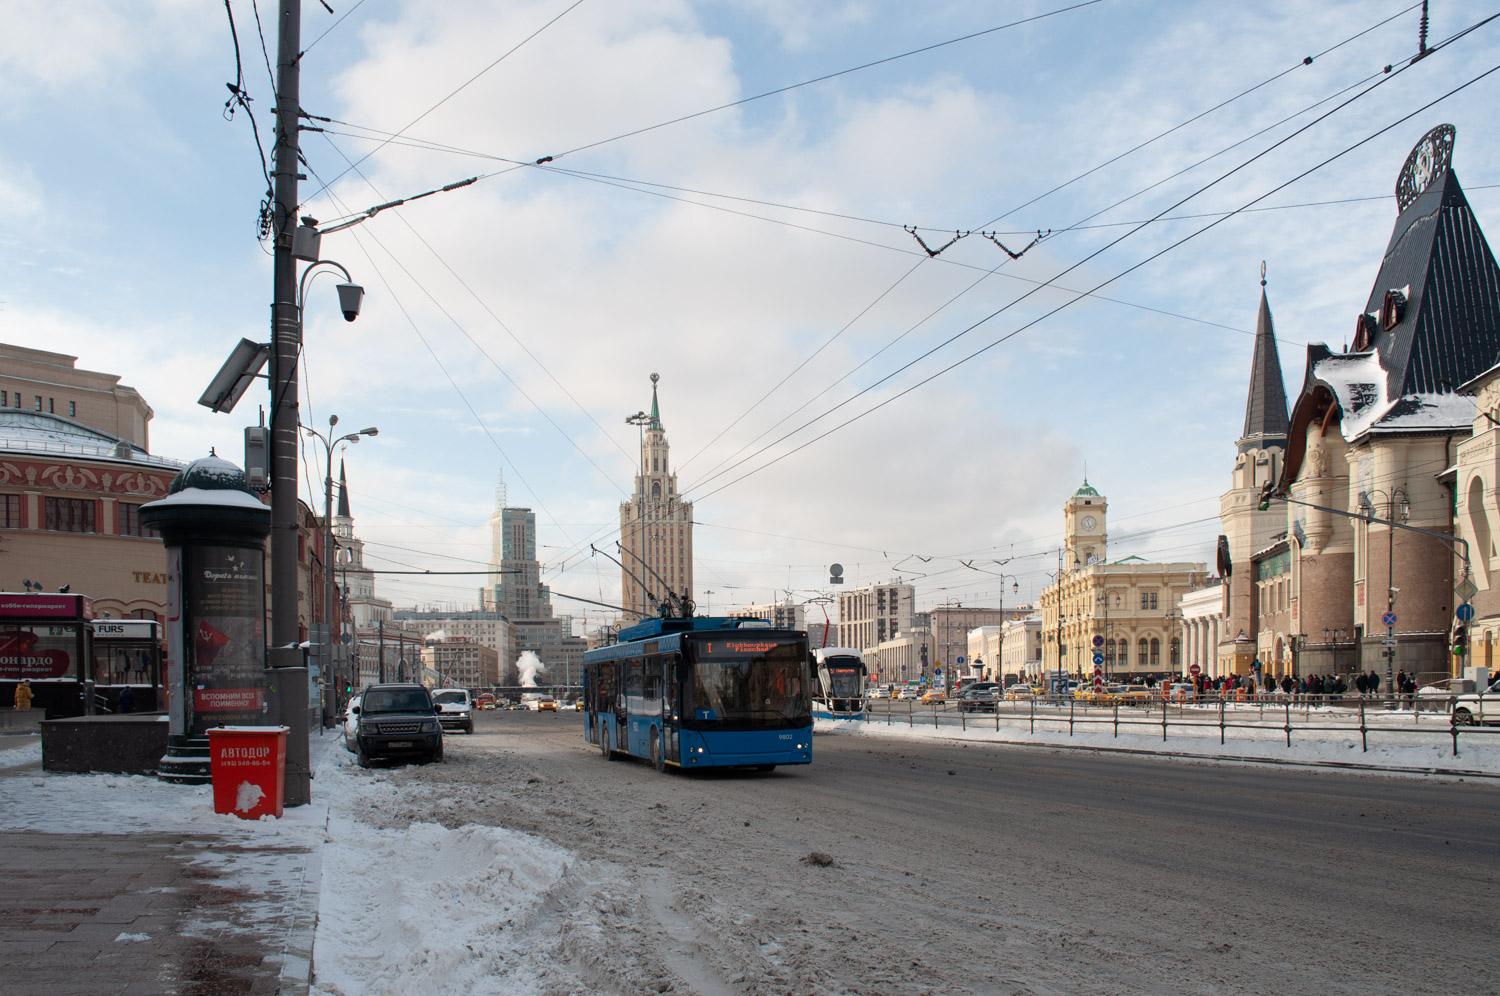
[{"left": 1451, "top": 677, "right": 1500, "bottom": 726}]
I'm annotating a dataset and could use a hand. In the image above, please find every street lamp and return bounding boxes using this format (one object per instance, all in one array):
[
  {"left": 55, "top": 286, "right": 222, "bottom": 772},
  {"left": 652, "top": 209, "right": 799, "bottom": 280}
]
[
  {"left": 1358, "top": 487, "right": 1409, "bottom": 709},
  {"left": 303, "top": 414, "right": 378, "bottom": 725},
  {"left": 994, "top": 575, "right": 1019, "bottom": 685}
]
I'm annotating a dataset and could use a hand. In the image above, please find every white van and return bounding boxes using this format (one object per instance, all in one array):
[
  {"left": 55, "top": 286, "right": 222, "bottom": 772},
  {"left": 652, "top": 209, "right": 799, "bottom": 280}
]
[{"left": 431, "top": 688, "right": 474, "bottom": 733}]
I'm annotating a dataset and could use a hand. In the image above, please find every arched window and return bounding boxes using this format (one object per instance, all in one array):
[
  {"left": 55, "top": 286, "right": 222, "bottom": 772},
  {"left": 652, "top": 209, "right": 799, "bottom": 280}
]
[
  {"left": 1170, "top": 637, "right": 1180, "bottom": 667},
  {"left": 1137, "top": 638, "right": 1149, "bottom": 668},
  {"left": 651, "top": 481, "right": 661, "bottom": 498},
  {"left": 1150, "top": 638, "right": 1161, "bottom": 668}
]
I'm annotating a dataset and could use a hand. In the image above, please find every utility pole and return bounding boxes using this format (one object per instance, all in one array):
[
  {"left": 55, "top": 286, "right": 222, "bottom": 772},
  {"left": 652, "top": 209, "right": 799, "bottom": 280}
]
[{"left": 269, "top": 0, "right": 311, "bottom": 806}]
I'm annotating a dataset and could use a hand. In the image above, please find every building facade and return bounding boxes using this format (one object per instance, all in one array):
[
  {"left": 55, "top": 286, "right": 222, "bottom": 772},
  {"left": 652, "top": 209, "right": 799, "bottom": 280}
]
[
  {"left": 619, "top": 374, "right": 694, "bottom": 621},
  {"left": 389, "top": 609, "right": 518, "bottom": 684},
  {"left": 930, "top": 605, "right": 1004, "bottom": 681},
  {"left": 1266, "top": 125, "right": 1499, "bottom": 685},
  {"left": 421, "top": 636, "right": 500, "bottom": 689},
  {"left": 1178, "top": 581, "right": 1227, "bottom": 678},
  {"left": 838, "top": 581, "right": 915, "bottom": 653},
  {"left": 1040, "top": 481, "right": 1207, "bottom": 679}
]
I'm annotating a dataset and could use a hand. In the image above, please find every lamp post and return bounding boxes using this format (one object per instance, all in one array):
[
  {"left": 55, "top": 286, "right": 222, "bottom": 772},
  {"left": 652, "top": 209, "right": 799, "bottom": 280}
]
[
  {"left": 1359, "top": 487, "right": 1409, "bottom": 709},
  {"left": 995, "top": 576, "right": 1019, "bottom": 685},
  {"left": 303, "top": 415, "right": 377, "bottom": 726}
]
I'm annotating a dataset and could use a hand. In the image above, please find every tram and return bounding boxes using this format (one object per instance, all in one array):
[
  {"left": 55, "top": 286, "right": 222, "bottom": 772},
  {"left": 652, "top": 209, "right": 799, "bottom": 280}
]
[{"left": 812, "top": 646, "right": 867, "bottom": 720}]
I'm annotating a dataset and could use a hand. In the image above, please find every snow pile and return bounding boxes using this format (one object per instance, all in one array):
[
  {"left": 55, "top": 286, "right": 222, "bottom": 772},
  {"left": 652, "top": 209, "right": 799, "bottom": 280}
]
[
  {"left": 0, "top": 740, "right": 41, "bottom": 770},
  {"left": 311, "top": 819, "right": 571, "bottom": 996},
  {"left": 309, "top": 742, "right": 577, "bottom": 996},
  {"left": 820, "top": 714, "right": 1500, "bottom": 774}
]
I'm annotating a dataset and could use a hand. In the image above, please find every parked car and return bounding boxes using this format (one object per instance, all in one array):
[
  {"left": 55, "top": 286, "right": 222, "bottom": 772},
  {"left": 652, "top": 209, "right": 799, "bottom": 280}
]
[
  {"left": 1166, "top": 682, "right": 1197, "bottom": 702},
  {"left": 341, "top": 695, "right": 361, "bottom": 752},
  {"left": 1451, "top": 677, "right": 1500, "bottom": 725},
  {"left": 1120, "top": 684, "right": 1153, "bottom": 704},
  {"left": 868, "top": 687, "right": 891, "bottom": 700},
  {"left": 1004, "top": 685, "right": 1036, "bottom": 700},
  {"left": 895, "top": 687, "right": 920, "bottom": 701},
  {"left": 431, "top": 688, "right": 474, "bottom": 733},
  {"left": 350, "top": 683, "right": 443, "bottom": 767},
  {"left": 920, "top": 689, "right": 947, "bottom": 704},
  {"left": 957, "top": 683, "right": 1000, "bottom": 712}
]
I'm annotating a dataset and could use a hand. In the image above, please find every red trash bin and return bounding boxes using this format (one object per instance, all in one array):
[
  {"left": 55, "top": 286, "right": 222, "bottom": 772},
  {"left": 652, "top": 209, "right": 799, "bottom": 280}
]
[{"left": 207, "top": 726, "right": 289, "bottom": 819}]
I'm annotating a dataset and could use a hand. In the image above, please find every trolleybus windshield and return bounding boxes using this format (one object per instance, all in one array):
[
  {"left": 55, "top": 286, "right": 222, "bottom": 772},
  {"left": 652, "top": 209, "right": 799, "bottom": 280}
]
[{"left": 685, "top": 634, "right": 810, "bottom": 729}]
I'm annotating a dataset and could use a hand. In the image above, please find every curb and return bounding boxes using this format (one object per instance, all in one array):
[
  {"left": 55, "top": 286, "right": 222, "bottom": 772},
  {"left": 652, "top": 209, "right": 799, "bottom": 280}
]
[{"left": 824, "top": 724, "right": 1500, "bottom": 780}]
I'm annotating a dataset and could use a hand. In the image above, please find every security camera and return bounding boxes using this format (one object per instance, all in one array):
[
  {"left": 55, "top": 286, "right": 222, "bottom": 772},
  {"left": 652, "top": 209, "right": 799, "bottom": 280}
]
[{"left": 336, "top": 282, "right": 365, "bottom": 322}]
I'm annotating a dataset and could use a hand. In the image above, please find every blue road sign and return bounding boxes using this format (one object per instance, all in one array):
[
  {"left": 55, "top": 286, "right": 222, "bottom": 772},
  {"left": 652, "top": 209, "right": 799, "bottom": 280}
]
[
  {"left": 1382, "top": 611, "right": 1397, "bottom": 627},
  {"left": 1092, "top": 635, "right": 1104, "bottom": 648},
  {"left": 1456, "top": 602, "right": 1475, "bottom": 622},
  {"left": 956, "top": 656, "right": 965, "bottom": 664},
  {"left": 1093, "top": 653, "right": 1104, "bottom": 665}
]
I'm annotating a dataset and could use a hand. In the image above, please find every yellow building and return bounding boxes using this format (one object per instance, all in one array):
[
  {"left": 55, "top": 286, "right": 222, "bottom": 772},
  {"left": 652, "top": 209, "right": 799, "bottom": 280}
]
[{"left": 1039, "top": 481, "right": 1207, "bottom": 680}]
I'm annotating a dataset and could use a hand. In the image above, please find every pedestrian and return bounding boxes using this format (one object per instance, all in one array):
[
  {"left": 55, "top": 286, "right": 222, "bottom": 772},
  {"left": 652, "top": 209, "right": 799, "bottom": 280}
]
[
  {"left": 118, "top": 685, "right": 135, "bottom": 714},
  {"left": 13, "top": 679, "right": 32, "bottom": 710},
  {"left": 1368, "top": 670, "right": 1381, "bottom": 696},
  {"left": 1355, "top": 673, "right": 1368, "bottom": 696}
]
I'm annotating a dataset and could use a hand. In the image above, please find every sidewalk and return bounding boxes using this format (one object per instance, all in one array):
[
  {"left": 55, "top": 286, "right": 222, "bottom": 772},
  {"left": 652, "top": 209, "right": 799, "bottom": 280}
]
[{"left": 0, "top": 737, "right": 321, "bottom": 996}]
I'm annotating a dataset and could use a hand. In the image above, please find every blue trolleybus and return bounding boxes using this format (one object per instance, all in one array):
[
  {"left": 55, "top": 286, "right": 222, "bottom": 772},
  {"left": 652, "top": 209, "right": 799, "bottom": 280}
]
[{"left": 583, "top": 616, "right": 812, "bottom": 772}]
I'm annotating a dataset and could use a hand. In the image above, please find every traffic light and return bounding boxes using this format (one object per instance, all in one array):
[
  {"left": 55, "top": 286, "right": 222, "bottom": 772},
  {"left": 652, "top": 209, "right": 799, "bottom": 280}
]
[
  {"left": 1257, "top": 481, "right": 1276, "bottom": 511},
  {"left": 1452, "top": 618, "right": 1469, "bottom": 658}
]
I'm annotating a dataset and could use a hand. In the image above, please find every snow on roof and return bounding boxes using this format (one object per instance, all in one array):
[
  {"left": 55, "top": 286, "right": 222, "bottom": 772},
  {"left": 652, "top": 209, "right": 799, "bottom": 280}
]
[
  {"left": 141, "top": 486, "right": 269, "bottom": 512},
  {"left": 1313, "top": 350, "right": 1475, "bottom": 438}
]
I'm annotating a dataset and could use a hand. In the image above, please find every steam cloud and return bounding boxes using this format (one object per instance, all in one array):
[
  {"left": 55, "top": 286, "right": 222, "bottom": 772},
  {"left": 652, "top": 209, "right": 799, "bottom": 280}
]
[{"left": 516, "top": 651, "right": 546, "bottom": 687}]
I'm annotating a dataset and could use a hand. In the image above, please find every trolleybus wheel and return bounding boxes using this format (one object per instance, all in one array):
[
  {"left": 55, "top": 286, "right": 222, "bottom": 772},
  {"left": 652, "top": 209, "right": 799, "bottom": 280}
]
[
  {"left": 599, "top": 719, "right": 612, "bottom": 759},
  {"left": 650, "top": 728, "right": 665, "bottom": 772},
  {"left": 755, "top": 764, "right": 776, "bottom": 772}
]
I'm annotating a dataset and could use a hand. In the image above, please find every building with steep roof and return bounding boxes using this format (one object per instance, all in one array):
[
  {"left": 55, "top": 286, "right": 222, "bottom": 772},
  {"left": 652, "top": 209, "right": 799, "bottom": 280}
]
[
  {"left": 1269, "top": 124, "right": 1499, "bottom": 682},
  {"left": 1218, "top": 267, "right": 1294, "bottom": 671},
  {"left": 619, "top": 374, "right": 694, "bottom": 620}
]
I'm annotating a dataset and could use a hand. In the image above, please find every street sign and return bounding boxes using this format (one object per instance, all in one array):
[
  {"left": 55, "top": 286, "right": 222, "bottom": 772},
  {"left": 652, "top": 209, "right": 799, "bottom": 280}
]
[
  {"left": 1093, "top": 666, "right": 1102, "bottom": 676},
  {"left": 1381, "top": 637, "right": 1397, "bottom": 647},
  {"left": 1457, "top": 578, "right": 1479, "bottom": 601},
  {"left": 1189, "top": 663, "right": 1201, "bottom": 676},
  {"left": 1381, "top": 611, "right": 1397, "bottom": 627},
  {"left": 1093, "top": 653, "right": 1104, "bottom": 665},
  {"left": 956, "top": 656, "right": 965, "bottom": 664},
  {"left": 1456, "top": 602, "right": 1476, "bottom": 622},
  {"left": 1092, "top": 635, "right": 1104, "bottom": 648}
]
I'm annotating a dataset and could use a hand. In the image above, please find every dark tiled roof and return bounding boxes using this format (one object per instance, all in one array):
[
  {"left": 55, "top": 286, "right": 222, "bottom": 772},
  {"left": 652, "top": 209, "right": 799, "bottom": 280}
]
[
  {"left": 337, "top": 459, "right": 351, "bottom": 518},
  {"left": 1364, "top": 168, "right": 1500, "bottom": 401},
  {"left": 1239, "top": 288, "right": 1290, "bottom": 451}
]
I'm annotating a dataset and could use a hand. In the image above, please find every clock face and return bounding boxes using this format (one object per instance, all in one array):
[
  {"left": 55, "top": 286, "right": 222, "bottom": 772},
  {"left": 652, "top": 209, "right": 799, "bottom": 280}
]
[
  {"left": 1081, "top": 516, "right": 1097, "bottom": 532},
  {"left": 1396, "top": 124, "right": 1455, "bottom": 211}
]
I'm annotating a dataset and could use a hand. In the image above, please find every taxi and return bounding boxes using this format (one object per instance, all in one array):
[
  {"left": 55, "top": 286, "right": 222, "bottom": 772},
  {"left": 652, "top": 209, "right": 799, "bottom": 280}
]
[{"left": 920, "top": 688, "right": 947, "bottom": 704}]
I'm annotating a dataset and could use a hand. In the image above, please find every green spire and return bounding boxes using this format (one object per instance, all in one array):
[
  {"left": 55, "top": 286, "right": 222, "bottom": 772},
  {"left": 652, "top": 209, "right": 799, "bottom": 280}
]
[
  {"left": 1074, "top": 477, "right": 1100, "bottom": 498},
  {"left": 649, "top": 372, "right": 662, "bottom": 429}
]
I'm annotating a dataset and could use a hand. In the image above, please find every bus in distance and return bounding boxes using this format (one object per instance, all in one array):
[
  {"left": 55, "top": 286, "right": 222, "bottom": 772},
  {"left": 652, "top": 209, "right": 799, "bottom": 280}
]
[{"left": 583, "top": 616, "right": 812, "bottom": 772}]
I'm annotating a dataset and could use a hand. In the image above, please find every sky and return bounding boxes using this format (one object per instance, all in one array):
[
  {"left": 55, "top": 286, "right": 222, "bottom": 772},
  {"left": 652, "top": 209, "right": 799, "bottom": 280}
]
[{"left": 3, "top": 0, "right": 1499, "bottom": 632}]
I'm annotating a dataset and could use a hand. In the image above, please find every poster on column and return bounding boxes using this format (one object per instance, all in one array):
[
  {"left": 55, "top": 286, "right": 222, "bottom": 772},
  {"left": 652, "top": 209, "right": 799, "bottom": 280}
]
[{"left": 188, "top": 545, "right": 265, "bottom": 735}]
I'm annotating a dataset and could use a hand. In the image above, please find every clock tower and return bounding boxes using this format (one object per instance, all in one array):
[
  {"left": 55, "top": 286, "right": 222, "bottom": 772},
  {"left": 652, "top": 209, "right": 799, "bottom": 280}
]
[{"left": 1063, "top": 479, "right": 1107, "bottom": 570}]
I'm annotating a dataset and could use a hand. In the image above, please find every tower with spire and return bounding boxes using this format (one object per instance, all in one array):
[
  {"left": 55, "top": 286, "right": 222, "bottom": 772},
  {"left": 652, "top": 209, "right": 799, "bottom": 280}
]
[
  {"left": 1218, "top": 264, "right": 1292, "bottom": 661},
  {"left": 619, "top": 373, "right": 695, "bottom": 619},
  {"left": 332, "top": 460, "right": 390, "bottom": 631}
]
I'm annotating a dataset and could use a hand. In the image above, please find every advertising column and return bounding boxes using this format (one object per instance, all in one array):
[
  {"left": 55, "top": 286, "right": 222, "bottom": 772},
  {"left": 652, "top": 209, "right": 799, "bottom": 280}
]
[{"left": 142, "top": 455, "right": 271, "bottom": 786}]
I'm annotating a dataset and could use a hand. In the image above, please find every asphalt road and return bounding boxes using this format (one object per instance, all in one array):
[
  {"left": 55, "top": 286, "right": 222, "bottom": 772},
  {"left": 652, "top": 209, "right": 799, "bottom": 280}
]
[{"left": 437, "top": 710, "right": 1500, "bottom": 994}]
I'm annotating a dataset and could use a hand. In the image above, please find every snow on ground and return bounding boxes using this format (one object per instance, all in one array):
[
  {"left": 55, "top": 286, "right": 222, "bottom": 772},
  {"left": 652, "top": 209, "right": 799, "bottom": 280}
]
[
  {"left": 0, "top": 737, "right": 41, "bottom": 769},
  {"left": 825, "top": 708, "right": 1500, "bottom": 774},
  {"left": 308, "top": 742, "right": 580, "bottom": 996}
]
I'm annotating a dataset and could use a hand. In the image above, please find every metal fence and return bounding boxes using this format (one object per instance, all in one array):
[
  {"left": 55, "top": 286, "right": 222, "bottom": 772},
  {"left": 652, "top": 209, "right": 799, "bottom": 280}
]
[{"left": 862, "top": 693, "right": 1500, "bottom": 757}]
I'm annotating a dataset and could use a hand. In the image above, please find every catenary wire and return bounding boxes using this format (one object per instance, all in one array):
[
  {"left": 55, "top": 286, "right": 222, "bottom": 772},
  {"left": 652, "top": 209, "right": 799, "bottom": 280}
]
[
  {"left": 679, "top": 17, "right": 1497, "bottom": 504},
  {"left": 690, "top": 51, "right": 1500, "bottom": 507}
]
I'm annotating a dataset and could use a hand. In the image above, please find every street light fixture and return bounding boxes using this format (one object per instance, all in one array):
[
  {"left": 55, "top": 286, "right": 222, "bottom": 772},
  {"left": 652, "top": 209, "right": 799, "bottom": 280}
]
[
  {"left": 1358, "top": 487, "right": 1409, "bottom": 709},
  {"left": 303, "top": 414, "right": 378, "bottom": 725}
]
